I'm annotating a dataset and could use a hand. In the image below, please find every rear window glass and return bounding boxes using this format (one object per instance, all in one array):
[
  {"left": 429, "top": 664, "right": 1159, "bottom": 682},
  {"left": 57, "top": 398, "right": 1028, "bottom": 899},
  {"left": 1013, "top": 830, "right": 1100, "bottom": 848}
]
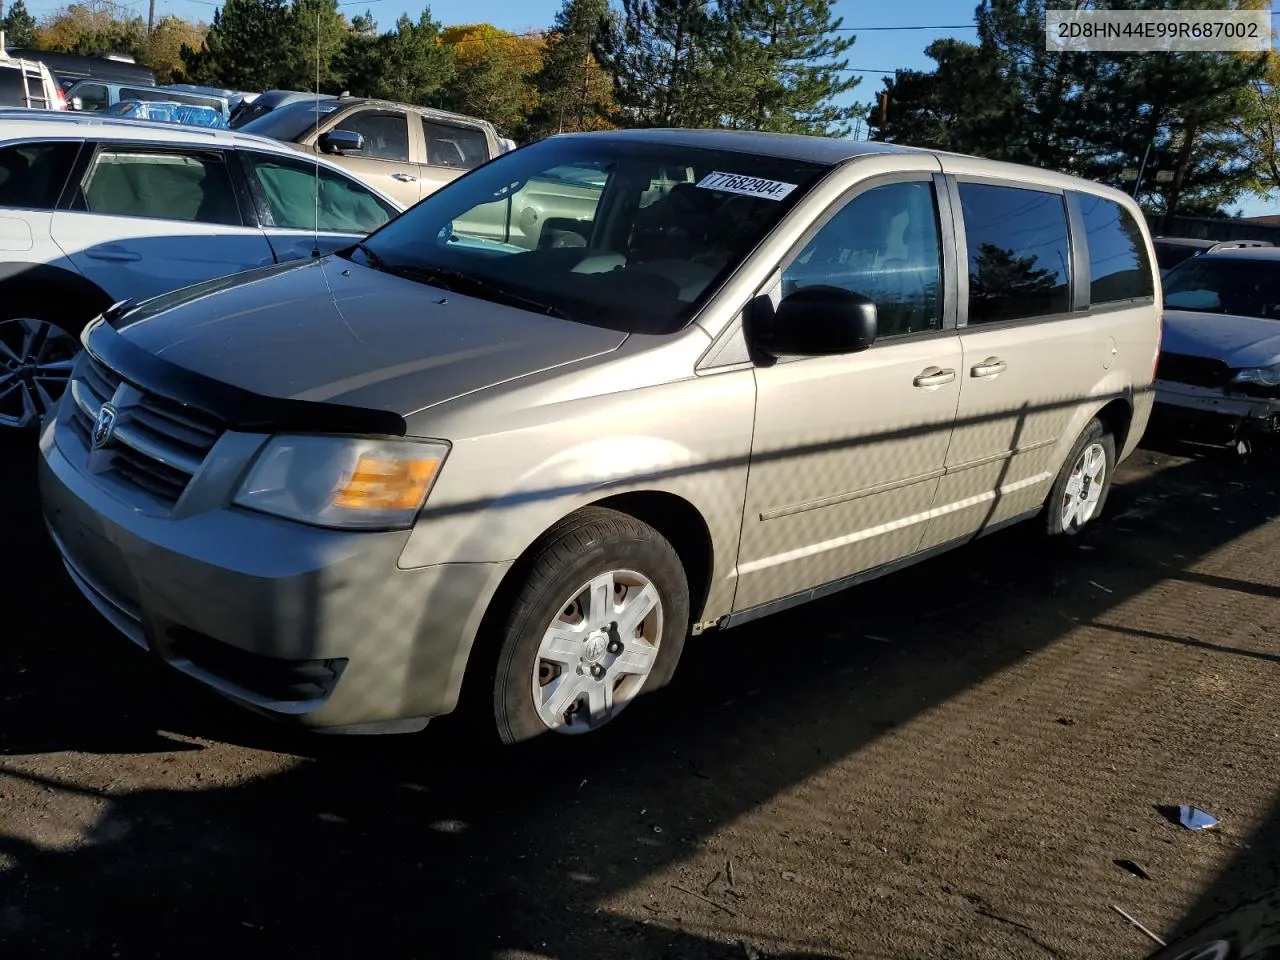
[
  {"left": 1075, "top": 192, "right": 1154, "bottom": 303},
  {"left": 0, "top": 66, "right": 46, "bottom": 107},
  {"left": 1154, "top": 242, "right": 1207, "bottom": 272},
  {"left": 241, "top": 99, "right": 341, "bottom": 142},
  {"left": 423, "top": 119, "right": 489, "bottom": 169}
]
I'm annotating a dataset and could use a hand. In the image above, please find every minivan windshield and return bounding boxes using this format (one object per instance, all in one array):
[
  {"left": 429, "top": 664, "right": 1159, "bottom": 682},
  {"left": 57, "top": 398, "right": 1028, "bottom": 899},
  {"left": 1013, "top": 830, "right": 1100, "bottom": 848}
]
[
  {"left": 1163, "top": 256, "right": 1280, "bottom": 320},
  {"left": 350, "top": 137, "right": 828, "bottom": 333}
]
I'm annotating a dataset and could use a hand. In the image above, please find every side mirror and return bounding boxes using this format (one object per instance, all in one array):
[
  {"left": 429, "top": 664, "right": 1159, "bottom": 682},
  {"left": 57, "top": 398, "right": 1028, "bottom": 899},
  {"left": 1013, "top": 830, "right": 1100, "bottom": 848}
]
[
  {"left": 755, "top": 285, "right": 878, "bottom": 356},
  {"left": 538, "top": 217, "right": 591, "bottom": 250},
  {"left": 319, "top": 129, "right": 363, "bottom": 155},
  {"left": 70, "top": 97, "right": 83, "bottom": 111}
]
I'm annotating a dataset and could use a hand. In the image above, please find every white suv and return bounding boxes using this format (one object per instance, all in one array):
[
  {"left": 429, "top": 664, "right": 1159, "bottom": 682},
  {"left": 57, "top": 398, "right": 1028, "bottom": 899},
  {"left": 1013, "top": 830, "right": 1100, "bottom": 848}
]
[{"left": 0, "top": 111, "right": 403, "bottom": 432}]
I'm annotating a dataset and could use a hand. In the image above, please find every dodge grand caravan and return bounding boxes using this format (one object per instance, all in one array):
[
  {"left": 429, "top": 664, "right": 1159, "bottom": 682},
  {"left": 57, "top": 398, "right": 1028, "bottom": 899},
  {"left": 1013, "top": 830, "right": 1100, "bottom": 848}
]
[{"left": 38, "top": 130, "right": 1161, "bottom": 743}]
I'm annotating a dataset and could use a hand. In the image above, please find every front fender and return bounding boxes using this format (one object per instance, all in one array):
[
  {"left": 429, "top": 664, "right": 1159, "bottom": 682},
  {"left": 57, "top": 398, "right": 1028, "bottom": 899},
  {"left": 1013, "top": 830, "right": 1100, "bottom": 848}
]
[{"left": 397, "top": 368, "right": 759, "bottom": 624}]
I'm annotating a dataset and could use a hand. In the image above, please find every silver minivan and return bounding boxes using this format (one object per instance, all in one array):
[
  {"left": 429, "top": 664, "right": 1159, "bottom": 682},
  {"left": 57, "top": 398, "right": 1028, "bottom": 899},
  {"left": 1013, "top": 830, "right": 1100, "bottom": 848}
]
[{"left": 37, "top": 129, "right": 1161, "bottom": 743}]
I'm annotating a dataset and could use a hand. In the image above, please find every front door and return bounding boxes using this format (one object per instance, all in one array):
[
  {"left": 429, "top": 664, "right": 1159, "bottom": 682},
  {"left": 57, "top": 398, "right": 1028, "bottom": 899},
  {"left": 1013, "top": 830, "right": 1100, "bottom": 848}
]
[
  {"left": 51, "top": 143, "right": 274, "bottom": 303},
  {"left": 309, "top": 107, "right": 422, "bottom": 207},
  {"left": 735, "top": 175, "right": 962, "bottom": 611}
]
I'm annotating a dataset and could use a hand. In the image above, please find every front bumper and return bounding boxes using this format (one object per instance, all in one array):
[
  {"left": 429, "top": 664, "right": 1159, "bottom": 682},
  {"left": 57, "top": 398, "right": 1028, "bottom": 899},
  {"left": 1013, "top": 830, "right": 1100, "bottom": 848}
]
[
  {"left": 1152, "top": 380, "right": 1280, "bottom": 445},
  {"left": 38, "top": 420, "right": 511, "bottom": 731}
]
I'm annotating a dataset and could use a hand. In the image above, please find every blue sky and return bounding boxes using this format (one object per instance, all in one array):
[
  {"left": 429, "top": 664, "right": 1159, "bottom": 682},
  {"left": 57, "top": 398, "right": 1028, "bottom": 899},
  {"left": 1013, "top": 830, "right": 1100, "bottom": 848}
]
[{"left": 22, "top": 0, "right": 1278, "bottom": 213}]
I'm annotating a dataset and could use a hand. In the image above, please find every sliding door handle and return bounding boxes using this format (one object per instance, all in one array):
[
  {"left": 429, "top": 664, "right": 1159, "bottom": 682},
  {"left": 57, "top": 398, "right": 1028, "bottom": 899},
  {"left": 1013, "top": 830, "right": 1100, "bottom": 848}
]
[
  {"left": 913, "top": 367, "right": 956, "bottom": 389},
  {"left": 971, "top": 357, "right": 1007, "bottom": 378}
]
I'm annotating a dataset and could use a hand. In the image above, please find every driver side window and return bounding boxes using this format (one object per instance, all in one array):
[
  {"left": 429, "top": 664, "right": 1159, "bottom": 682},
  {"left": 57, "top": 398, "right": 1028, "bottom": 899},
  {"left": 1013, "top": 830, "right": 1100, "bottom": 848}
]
[{"left": 783, "top": 180, "right": 943, "bottom": 338}]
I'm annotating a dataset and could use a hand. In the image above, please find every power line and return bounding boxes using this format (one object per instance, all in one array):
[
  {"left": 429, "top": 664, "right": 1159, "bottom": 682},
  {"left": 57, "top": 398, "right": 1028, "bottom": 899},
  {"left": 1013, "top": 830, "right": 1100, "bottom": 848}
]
[{"left": 834, "top": 24, "right": 977, "bottom": 31}]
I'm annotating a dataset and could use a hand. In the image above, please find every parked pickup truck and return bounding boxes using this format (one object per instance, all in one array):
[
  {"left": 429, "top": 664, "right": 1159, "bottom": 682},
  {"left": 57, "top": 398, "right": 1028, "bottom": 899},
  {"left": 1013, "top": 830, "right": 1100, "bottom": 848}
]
[{"left": 239, "top": 95, "right": 503, "bottom": 208}]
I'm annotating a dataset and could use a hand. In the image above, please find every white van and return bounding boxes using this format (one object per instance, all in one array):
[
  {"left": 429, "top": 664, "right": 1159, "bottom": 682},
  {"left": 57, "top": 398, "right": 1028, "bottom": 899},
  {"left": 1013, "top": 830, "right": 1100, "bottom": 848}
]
[{"left": 0, "top": 36, "right": 66, "bottom": 111}]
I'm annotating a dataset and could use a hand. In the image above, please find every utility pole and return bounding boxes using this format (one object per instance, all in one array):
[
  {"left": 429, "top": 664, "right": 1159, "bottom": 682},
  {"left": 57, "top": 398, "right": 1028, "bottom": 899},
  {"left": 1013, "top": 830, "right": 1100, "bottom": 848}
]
[
  {"left": 148, "top": 0, "right": 156, "bottom": 35},
  {"left": 1132, "top": 139, "right": 1154, "bottom": 199}
]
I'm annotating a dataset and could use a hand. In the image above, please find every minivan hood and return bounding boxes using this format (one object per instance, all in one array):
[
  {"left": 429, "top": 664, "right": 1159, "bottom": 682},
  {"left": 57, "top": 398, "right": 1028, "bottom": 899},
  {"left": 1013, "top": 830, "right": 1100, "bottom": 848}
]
[
  {"left": 1162, "top": 309, "right": 1280, "bottom": 369},
  {"left": 113, "top": 258, "right": 628, "bottom": 415}
]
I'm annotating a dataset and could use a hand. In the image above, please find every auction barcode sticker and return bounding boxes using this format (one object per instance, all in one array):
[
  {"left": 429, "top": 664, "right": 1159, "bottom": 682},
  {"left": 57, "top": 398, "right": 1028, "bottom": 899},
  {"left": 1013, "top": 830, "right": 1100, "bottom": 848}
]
[
  {"left": 697, "top": 172, "right": 798, "bottom": 201},
  {"left": 1046, "top": 9, "right": 1269, "bottom": 53}
]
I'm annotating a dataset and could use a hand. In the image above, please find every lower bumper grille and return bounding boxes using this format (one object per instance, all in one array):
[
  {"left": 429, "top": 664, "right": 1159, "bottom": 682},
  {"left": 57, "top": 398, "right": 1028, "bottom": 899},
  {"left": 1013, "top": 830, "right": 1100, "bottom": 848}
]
[{"left": 166, "top": 627, "right": 347, "bottom": 704}]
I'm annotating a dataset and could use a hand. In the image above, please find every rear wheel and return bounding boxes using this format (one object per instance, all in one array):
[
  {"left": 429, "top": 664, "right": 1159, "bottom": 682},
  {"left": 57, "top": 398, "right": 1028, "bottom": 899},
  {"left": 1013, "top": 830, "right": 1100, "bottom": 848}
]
[
  {"left": 0, "top": 316, "right": 81, "bottom": 433},
  {"left": 1045, "top": 418, "right": 1116, "bottom": 536},
  {"left": 490, "top": 507, "right": 690, "bottom": 745}
]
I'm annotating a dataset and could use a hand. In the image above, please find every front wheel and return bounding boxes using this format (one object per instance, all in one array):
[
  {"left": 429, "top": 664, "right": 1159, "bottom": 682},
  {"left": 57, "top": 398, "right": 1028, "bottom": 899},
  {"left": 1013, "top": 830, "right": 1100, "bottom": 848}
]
[
  {"left": 1045, "top": 418, "right": 1116, "bottom": 536},
  {"left": 490, "top": 508, "right": 690, "bottom": 745},
  {"left": 0, "top": 317, "right": 81, "bottom": 432}
]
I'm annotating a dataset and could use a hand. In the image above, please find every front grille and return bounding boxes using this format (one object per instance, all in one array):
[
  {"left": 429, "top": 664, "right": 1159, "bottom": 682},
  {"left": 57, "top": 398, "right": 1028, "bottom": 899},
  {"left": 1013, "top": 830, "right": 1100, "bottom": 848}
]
[
  {"left": 67, "top": 353, "right": 225, "bottom": 507},
  {"left": 1156, "top": 352, "right": 1232, "bottom": 389}
]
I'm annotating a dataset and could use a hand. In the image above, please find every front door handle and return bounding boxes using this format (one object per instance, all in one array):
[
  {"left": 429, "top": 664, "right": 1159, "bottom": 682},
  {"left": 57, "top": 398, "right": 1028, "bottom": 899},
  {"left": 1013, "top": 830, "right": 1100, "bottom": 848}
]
[
  {"left": 85, "top": 246, "right": 141, "bottom": 263},
  {"left": 971, "top": 357, "right": 1008, "bottom": 378},
  {"left": 391, "top": 173, "right": 418, "bottom": 182},
  {"left": 913, "top": 367, "right": 956, "bottom": 389}
]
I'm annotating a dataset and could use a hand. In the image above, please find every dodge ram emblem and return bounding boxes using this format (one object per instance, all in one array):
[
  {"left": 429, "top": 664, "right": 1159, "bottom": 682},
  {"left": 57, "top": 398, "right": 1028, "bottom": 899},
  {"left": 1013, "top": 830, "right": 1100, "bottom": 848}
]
[{"left": 92, "top": 404, "right": 118, "bottom": 449}]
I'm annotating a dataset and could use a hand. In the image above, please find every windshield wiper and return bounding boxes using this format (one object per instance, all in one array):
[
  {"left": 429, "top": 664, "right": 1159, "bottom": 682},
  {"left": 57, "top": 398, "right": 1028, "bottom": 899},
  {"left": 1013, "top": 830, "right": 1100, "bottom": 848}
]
[{"left": 382, "top": 263, "right": 571, "bottom": 320}]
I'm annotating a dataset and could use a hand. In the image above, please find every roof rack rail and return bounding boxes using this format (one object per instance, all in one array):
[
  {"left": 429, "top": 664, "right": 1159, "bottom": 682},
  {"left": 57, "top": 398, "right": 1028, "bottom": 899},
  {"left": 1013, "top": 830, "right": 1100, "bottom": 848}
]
[{"left": 1207, "top": 239, "right": 1274, "bottom": 253}]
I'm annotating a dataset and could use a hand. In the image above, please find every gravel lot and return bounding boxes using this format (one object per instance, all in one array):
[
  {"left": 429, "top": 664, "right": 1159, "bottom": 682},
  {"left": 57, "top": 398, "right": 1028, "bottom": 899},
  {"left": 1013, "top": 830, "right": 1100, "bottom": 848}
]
[{"left": 1, "top": 437, "right": 1278, "bottom": 959}]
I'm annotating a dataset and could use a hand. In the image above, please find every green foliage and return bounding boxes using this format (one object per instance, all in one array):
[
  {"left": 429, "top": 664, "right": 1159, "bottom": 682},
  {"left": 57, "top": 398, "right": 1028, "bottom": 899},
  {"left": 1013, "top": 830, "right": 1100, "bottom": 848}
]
[
  {"left": 600, "top": 0, "right": 731, "bottom": 127},
  {"left": 600, "top": 0, "right": 858, "bottom": 133},
  {"left": 181, "top": 0, "right": 294, "bottom": 90},
  {"left": 871, "top": 0, "right": 1268, "bottom": 217},
  {"left": 36, "top": 4, "right": 146, "bottom": 58},
  {"left": 720, "top": 0, "right": 860, "bottom": 135},
  {"left": 1, "top": 0, "right": 38, "bottom": 47},
  {"left": 528, "top": 0, "right": 615, "bottom": 137},
  {"left": 344, "top": 11, "right": 454, "bottom": 105}
]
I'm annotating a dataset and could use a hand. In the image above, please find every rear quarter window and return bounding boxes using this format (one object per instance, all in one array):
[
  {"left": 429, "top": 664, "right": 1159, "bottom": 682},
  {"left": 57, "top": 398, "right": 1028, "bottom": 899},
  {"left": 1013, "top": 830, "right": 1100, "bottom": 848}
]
[
  {"left": 1075, "top": 192, "right": 1154, "bottom": 303},
  {"left": 0, "top": 67, "right": 44, "bottom": 107},
  {"left": 0, "top": 142, "right": 80, "bottom": 209}
]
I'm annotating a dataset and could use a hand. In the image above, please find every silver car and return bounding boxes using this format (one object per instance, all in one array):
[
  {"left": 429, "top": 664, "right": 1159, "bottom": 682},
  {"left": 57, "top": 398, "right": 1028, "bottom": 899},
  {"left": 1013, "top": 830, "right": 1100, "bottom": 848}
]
[
  {"left": 38, "top": 130, "right": 1160, "bottom": 743},
  {"left": 1153, "top": 246, "right": 1280, "bottom": 451}
]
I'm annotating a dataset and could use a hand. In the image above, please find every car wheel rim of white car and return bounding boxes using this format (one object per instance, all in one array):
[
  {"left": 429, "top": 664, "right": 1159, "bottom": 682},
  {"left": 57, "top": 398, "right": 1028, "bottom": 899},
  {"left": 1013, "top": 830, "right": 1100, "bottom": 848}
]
[
  {"left": 532, "top": 568, "right": 663, "bottom": 734},
  {"left": 0, "top": 319, "right": 78, "bottom": 430},
  {"left": 1061, "top": 440, "right": 1106, "bottom": 532}
]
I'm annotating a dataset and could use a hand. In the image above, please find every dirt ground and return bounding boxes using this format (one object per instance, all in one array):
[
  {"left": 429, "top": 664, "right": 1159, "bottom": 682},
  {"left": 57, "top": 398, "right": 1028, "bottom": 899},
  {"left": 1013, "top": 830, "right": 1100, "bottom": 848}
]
[{"left": 1, "top": 436, "right": 1278, "bottom": 960}]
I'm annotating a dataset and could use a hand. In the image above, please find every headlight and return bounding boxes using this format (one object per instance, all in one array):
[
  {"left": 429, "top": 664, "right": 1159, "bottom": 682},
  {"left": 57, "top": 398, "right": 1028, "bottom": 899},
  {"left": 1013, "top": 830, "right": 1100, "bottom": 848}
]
[
  {"left": 1232, "top": 365, "right": 1280, "bottom": 387},
  {"left": 233, "top": 435, "right": 448, "bottom": 530}
]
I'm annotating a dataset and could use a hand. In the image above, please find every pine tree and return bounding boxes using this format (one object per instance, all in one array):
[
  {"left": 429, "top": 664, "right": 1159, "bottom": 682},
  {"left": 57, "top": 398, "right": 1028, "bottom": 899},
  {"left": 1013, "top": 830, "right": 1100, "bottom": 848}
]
[
  {"left": 599, "top": 0, "right": 731, "bottom": 128},
  {"left": 529, "top": 0, "right": 615, "bottom": 137},
  {"left": 1, "top": 0, "right": 37, "bottom": 47},
  {"left": 285, "top": 0, "right": 348, "bottom": 92},
  {"left": 721, "top": 0, "right": 860, "bottom": 135},
  {"left": 360, "top": 12, "right": 453, "bottom": 105},
  {"left": 182, "top": 0, "right": 293, "bottom": 91}
]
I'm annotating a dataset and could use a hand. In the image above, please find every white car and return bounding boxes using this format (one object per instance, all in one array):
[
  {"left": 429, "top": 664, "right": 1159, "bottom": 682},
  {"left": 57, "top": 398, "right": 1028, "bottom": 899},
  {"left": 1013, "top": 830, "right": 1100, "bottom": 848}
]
[{"left": 0, "top": 111, "right": 403, "bottom": 431}]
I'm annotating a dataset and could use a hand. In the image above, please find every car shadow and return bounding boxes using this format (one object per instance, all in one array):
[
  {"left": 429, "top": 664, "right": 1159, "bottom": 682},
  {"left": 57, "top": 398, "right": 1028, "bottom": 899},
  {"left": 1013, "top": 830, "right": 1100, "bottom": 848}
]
[{"left": 1, "top": 438, "right": 1277, "bottom": 956}]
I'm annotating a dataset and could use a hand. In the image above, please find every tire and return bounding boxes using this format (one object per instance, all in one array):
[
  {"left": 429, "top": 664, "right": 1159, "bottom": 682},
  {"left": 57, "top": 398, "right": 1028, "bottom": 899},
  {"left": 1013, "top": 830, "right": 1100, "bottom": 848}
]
[
  {"left": 1146, "top": 886, "right": 1280, "bottom": 959},
  {"left": 0, "top": 313, "right": 83, "bottom": 437},
  {"left": 489, "top": 507, "right": 690, "bottom": 746},
  {"left": 1044, "top": 418, "right": 1116, "bottom": 537}
]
